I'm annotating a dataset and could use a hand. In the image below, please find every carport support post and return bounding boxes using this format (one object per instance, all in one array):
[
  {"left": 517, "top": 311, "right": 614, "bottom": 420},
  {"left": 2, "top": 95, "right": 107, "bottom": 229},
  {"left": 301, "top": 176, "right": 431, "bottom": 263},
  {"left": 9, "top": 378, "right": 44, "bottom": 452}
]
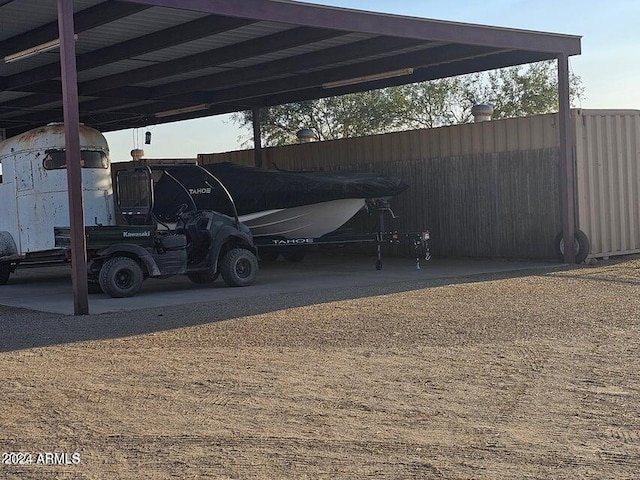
[
  {"left": 558, "top": 54, "right": 576, "bottom": 264},
  {"left": 58, "top": 0, "right": 89, "bottom": 315},
  {"left": 252, "top": 107, "right": 263, "bottom": 168}
]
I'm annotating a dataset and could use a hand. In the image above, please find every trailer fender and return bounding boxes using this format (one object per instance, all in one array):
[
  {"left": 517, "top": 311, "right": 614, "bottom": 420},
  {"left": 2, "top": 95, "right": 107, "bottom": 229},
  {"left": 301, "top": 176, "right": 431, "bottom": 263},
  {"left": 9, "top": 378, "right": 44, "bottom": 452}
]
[
  {"left": 0, "top": 232, "right": 18, "bottom": 260},
  {"left": 96, "top": 243, "right": 161, "bottom": 277}
]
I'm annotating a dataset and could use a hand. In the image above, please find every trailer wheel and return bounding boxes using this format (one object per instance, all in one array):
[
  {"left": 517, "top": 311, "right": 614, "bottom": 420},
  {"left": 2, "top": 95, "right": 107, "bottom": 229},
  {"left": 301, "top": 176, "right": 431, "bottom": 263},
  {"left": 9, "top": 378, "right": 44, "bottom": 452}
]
[
  {"left": 555, "top": 230, "right": 590, "bottom": 264},
  {"left": 281, "top": 247, "right": 305, "bottom": 263},
  {"left": 99, "top": 256, "right": 144, "bottom": 298},
  {"left": 187, "top": 271, "right": 219, "bottom": 284},
  {"left": 220, "top": 248, "right": 258, "bottom": 287},
  {"left": 258, "top": 248, "right": 279, "bottom": 262},
  {"left": 0, "top": 263, "right": 11, "bottom": 285}
]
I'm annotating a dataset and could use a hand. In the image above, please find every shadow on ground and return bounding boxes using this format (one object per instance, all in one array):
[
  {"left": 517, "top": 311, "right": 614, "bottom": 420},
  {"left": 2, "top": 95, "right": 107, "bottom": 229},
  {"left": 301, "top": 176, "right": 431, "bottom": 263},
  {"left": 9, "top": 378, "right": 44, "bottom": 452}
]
[{"left": 0, "top": 254, "right": 567, "bottom": 353}]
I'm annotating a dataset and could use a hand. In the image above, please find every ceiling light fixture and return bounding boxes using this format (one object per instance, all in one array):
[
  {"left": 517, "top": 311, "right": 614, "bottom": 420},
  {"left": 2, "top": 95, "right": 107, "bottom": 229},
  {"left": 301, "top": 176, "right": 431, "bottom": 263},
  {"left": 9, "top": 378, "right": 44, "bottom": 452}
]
[
  {"left": 4, "top": 35, "right": 78, "bottom": 63},
  {"left": 322, "top": 68, "right": 415, "bottom": 89},
  {"left": 155, "top": 103, "right": 210, "bottom": 118}
]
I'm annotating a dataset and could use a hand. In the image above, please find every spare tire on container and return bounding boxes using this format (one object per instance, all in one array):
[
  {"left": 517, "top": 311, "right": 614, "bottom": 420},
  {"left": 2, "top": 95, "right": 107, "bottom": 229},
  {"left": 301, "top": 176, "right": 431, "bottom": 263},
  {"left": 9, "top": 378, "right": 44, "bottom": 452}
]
[{"left": 555, "top": 230, "right": 590, "bottom": 264}]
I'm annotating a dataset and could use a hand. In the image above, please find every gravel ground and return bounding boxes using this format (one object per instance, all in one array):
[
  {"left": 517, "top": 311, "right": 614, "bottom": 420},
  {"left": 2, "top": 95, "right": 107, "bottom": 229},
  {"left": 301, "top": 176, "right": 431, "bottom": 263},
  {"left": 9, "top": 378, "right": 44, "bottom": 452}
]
[{"left": 0, "top": 256, "right": 639, "bottom": 479}]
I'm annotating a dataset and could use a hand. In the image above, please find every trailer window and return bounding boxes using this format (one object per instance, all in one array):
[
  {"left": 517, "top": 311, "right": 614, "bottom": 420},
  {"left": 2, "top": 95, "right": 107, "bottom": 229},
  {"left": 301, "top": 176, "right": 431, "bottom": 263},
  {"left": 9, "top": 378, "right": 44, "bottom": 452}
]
[{"left": 43, "top": 150, "right": 109, "bottom": 170}]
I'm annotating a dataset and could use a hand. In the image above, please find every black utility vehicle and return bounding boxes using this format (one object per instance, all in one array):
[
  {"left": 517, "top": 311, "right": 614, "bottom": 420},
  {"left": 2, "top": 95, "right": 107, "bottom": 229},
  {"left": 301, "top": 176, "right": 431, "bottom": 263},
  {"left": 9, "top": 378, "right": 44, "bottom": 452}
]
[{"left": 56, "top": 164, "right": 258, "bottom": 298}]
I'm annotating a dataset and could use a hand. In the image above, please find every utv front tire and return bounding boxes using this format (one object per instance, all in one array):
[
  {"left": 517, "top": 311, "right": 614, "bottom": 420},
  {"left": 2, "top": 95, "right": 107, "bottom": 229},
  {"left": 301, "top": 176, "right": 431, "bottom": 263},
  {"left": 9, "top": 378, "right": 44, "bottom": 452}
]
[
  {"left": 99, "top": 256, "right": 144, "bottom": 298},
  {"left": 220, "top": 249, "right": 258, "bottom": 287}
]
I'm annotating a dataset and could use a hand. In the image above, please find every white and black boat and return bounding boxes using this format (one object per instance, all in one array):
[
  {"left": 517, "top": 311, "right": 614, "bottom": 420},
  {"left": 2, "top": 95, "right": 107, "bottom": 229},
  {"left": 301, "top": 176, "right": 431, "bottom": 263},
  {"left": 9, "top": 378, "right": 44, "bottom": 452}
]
[{"left": 151, "top": 162, "right": 408, "bottom": 239}]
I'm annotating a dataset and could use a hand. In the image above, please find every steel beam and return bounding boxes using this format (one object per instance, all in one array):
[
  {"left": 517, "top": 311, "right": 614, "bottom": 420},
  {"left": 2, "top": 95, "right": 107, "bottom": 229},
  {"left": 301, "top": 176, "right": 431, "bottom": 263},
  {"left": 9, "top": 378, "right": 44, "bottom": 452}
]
[
  {"left": 557, "top": 54, "right": 576, "bottom": 263},
  {"left": 252, "top": 108, "right": 263, "bottom": 168},
  {"left": 57, "top": 0, "right": 89, "bottom": 315}
]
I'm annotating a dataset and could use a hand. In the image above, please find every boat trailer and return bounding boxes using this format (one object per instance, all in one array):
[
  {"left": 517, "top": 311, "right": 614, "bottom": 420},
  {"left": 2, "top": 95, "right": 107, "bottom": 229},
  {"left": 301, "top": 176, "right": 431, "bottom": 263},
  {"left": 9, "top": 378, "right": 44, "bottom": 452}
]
[{"left": 254, "top": 200, "right": 431, "bottom": 270}]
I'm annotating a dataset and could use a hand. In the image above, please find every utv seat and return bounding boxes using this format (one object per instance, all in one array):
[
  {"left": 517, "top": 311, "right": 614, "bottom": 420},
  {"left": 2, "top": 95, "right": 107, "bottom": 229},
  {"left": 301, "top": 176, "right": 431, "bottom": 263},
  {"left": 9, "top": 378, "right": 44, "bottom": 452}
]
[{"left": 159, "top": 234, "right": 187, "bottom": 251}]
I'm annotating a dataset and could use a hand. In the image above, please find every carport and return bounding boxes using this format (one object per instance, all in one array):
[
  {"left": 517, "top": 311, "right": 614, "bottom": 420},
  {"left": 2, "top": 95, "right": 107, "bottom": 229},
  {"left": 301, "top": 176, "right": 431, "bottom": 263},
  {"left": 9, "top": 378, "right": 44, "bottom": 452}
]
[{"left": 0, "top": 0, "right": 581, "bottom": 314}]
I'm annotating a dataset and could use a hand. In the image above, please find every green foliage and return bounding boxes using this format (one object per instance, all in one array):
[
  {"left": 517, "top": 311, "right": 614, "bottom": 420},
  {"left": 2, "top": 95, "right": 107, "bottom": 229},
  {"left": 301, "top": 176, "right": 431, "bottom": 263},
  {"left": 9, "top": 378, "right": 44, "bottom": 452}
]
[
  {"left": 233, "top": 60, "right": 584, "bottom": 147},
  {"left": 484, "top": 61, "right": 584, "bottom": 119},
  {"left": 235, "top": 91, "right": 406, "bottom": 146}
]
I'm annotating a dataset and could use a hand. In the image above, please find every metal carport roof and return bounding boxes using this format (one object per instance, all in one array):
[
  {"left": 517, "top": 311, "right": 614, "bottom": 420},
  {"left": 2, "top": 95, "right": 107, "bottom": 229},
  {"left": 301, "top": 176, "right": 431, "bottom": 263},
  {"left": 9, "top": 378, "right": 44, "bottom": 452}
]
[
  {"left": 0, "top": 0, "right": 581, "bottom": 138},
  {"left": 0, "top": 0, "right": 582, "bottom": 315}
]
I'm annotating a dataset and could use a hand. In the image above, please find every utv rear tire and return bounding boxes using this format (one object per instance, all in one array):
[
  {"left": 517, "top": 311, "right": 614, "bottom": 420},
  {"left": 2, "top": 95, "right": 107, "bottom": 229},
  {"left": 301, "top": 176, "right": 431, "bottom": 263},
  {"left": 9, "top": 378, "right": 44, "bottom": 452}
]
[
  {"left": 220, "top": 249, "right": 258, "bottom": 287},
  {"left": 99, "top": 256, "right": 144, "bottom": 298},
  {"left": 0, "top": 263, "right": 10, "bottom": 285},
  {"left": 187, "top": 271, "right": 219, "bottom": 284}
]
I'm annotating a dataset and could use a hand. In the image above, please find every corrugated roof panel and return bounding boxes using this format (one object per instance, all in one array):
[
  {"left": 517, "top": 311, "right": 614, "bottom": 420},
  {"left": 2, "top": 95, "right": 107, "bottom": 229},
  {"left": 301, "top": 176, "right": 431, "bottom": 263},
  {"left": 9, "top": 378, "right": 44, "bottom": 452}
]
[
  {"left": 76, "top": 6, "right": 210, "bottom": 53},
  {"left": 300, "top": 42, "right": 446, "bottom": 73},
  {"left": 0, "top": 0, "right": 581, "bottom": 136},
  {"left": 218, "top": 33, "right": 375, "bottom": 69},
  {"left": 0, "top": 91, "right": 31, "bottom": 103},
  {"left": 0, "top": 50, "right": 64, "bottom": 76},
  {"left": 138, "top": 66, "right": 232, "bottom": 88},
  {"left": 83, "top": 99, "right": 157, "bottom": 113},
  {"left": 0, "top": 99, "right": 62, "bottom": 119},
  {"left": 0, "top": 0, "right": 105, "bottom": 41},
  {"left": 133, "top": 22, "right": 296, "bottom": 63},
  {"left": 77, "top": 59, "right": 159, "bottom": 83}
]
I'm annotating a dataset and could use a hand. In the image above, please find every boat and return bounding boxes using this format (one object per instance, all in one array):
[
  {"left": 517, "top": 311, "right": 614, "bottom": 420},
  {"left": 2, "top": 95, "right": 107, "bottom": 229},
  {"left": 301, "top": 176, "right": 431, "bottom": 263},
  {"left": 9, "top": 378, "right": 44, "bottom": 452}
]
[
  {"left": 151, "top": 162, "right": 408, "bottom": 239},
  {"left": 234, "top": 198, "right": 368, "bottom": 238}
]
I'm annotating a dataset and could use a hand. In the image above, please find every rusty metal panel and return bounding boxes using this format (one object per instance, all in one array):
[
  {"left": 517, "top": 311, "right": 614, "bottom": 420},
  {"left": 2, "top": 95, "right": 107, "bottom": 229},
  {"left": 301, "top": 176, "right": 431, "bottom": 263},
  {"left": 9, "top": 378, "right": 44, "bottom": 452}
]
[{"left": 574, "top": 109, "right": 640, "bottom": 258}]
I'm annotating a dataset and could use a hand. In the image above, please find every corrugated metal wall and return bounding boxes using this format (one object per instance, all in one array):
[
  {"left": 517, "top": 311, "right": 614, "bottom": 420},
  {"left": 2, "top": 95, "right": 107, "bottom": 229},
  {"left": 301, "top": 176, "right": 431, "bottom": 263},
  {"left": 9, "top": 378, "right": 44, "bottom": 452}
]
[
  {"left": 575, "top": 109, "right": 640, "bottom": 258},
  {"left": 200, "top": 113, "right": 560, "bottom": 168},
  {"left": 199, "top": 115, "right": 563, "bottom": 259},
  {"left": 199, "top": 110, "right": 640, "bottom": 260}
]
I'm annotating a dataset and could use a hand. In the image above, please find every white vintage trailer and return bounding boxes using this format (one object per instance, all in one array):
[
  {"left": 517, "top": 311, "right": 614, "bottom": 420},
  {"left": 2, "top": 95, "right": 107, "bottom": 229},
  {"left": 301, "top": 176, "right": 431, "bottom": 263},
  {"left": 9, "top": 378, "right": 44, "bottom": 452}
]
[{"left": 0, "top": 123, "right": 115, "bottom": 282}]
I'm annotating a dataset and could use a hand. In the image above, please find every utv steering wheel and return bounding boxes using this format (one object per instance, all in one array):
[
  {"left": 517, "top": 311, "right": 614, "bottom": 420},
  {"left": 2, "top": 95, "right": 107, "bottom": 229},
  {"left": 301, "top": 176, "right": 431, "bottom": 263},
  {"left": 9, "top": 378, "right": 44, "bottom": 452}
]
[{"left": 174, "top": 203, "right": 190, "bottom": 229}]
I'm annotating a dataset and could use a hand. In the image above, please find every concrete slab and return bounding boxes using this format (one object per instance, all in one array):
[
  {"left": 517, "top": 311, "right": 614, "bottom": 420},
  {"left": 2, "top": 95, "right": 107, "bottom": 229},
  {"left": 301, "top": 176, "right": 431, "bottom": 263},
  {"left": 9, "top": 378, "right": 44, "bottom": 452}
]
[{"left": 0, "top": 254, "right": 558, "bottom": 315}]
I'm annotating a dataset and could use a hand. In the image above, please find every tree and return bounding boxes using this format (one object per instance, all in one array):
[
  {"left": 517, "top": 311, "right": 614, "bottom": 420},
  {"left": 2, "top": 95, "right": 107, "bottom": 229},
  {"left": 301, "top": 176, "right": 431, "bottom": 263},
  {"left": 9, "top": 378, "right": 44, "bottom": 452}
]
[
  {"left": 483, "top": 61, "right": 584, "bottom": 119},
  {"left": 234, "top": 90, "right": 407, "bottom": 146},
  {"left": 233, "top": 60, "right": 584, "bottom": 147}
]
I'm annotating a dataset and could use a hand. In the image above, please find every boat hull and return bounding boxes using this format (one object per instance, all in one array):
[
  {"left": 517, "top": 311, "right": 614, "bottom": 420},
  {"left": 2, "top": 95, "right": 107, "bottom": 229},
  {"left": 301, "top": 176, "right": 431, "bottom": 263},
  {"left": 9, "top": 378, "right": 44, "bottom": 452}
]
[{"left": 240, "top": 198, "right": 366, "bottom": 238}]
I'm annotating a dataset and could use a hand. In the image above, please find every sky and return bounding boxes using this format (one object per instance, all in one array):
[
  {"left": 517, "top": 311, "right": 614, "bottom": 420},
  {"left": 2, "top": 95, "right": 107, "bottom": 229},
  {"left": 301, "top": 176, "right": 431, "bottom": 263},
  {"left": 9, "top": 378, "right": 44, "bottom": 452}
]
[{"left": 104, "top": 0, "right": 640, "bottom": 162}]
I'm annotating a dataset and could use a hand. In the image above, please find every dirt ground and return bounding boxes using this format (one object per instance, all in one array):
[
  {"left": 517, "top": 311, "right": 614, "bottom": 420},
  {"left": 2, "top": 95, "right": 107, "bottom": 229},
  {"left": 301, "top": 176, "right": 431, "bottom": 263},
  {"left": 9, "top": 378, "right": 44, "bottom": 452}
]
[{"left": 1, "top": 257, "right": 639, "bottom": 479}]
